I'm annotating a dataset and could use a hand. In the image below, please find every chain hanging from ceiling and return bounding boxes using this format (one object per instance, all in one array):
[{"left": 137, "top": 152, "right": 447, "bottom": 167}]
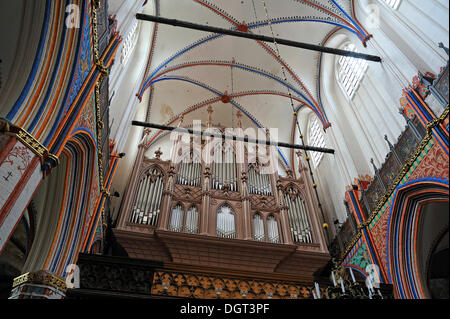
[{"left": 256, "top": 0, "right": 330, "bottom": 243}]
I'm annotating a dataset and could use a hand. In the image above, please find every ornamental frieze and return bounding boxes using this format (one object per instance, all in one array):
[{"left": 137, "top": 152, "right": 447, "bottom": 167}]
[
  {"left": 249, "top": 194, "right": 278, "bottom": 212},
  {"left": 151, "top": 271, "right": 316, "bottom": 299}
]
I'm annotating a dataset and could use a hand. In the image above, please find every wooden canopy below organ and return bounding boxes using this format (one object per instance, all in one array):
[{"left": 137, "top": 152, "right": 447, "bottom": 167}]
[{"left": 113, "top": 128, "right": 330, "bottom": 285}]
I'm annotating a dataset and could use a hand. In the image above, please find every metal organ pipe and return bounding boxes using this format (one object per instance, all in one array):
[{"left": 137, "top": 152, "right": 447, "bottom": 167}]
[
  {"left": 188, "top": 163, "right": 193, "bottom": 185},
  {"left": 139, "top": 175, "right": 151, "bottom": 224},
  {"left": 283, "top": 192, "right": 313, "bottom": 244},
  {"left": 131, "top": 178, "right": 144, "bottom": 223},
  {"left": 286, "top": 197, "right": 298, "bottom": 242},
  {"left": 298, "top": 198, "right": 308, "bottom": 242},
  {"left": 294, "top": 197, "right": 305, "bottom": 242},
  {"left": 267, "top": 216, "right": 279, "bottom": 243},
  {"left": 153, "top": 177, "right": 164, "bottom": 225},
  {"left": 300, "top": 199, "right": 312, "bottom": 243},
  {"left": 143, "top": 176, "right": 156, "bottom": 219}
]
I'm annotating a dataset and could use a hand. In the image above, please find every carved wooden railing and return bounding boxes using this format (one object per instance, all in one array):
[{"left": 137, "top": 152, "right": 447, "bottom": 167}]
[{"left": 329, "top": 103, "right": 448, "bottom": 260}]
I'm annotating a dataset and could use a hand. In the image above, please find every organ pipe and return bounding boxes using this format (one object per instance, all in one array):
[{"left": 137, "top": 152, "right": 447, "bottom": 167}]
[
  {"left": 217, "top": 206, "right": 236, "bottom": 238},
  {"left": 131, "top": 169, "right": 164, "bottom": 226},
  {"left": 267, "top": 216, "right": 279, "bottom": 243},
  {"left": 248, "top": 167, "right": 272, "bottom": 196},
  {"left": 211, "top": 149, "right": 237, "bottom": 191},
  {"left": 285, "top": 193, "right": 312, "bottom": 243},
  {"left": 253, "top": 214, "right": 265, "bottom": 241},
  {"left": 176, "top": 162, "right": 202, "bottom": 187}
]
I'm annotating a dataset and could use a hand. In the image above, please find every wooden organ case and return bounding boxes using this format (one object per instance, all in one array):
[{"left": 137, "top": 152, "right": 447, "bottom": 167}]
[{"left": 113, "top": 123, "right": 330, "bottom": 299}]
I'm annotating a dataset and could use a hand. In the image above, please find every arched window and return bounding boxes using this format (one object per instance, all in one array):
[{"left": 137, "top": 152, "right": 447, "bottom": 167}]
[
  {"left": 267, "top": 216, "right": 280, "bottom": 243},
  {"left": 169, "top": 205, "right": 199, "bottom": 234},
  {"left": 337, "top": 43, "right": 368, "bottom": 99},
  {"left": 216, "top": 205, "right": 236, "bottom": 239},
  {"left": 384, "top": 0, "right": 401, "bottom": 9},
  {"left": 253, "top": 214, "right": 265, "bottom": 242},
  {"left": 308, "top": 116, "right": 326, "bottom": 168}
]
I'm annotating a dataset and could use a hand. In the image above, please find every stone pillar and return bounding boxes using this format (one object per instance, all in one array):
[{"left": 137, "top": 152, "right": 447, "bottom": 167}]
[{"left": 0, "top": 122, "right": 54, "bottom": 253}]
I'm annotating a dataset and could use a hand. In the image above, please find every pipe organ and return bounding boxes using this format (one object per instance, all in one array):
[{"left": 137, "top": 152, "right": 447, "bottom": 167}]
[
  {"left": 184, "top": 206, "right": 199, "bottom": 234},
  {"left": 169, "top": 205, "right": 199, "bottom": 234},
  {"left": 216, "top": 205, "right": 236, "bottom": 239},
  {"left": 176, "top": 162, "right": 202, "bottom": 186},
  {"left": 169, "top": 205, "right": 184, "bottom": 232},
  {"left": 130, "top": 168, "right": 164, "bottom": 226},
  {"left": 267, "top": 216, "right": 280, "bottom": 243},
  {"left": 211, "top": 147, "right": 238, "bottom": 191},
  {"left": 253, "top": 214, "right": 265, "bottom": 241},
  {"left": 248, "top": 166, "right": 272, "bottom": 195},
  {"left": 120, "top": 140, "right": 325, "bottom": 253},
  {"left": 284, "top": 189, "right": 312, "bottom": 243},
  {"left": 116, "top": 117, "right": 329, "bottom": 289}
]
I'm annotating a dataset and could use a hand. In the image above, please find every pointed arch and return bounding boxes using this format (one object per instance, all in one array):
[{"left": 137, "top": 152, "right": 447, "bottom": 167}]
[{"left": 387, "top": 179, "right": 449, "bottom": 299}]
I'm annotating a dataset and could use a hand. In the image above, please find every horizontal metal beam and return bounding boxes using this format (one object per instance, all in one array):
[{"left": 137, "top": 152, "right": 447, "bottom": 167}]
[
  {"left": 136, "top": 13, "right": 381, "bottom": 62},
  {"left": 132, "top": 121, "right": 335, "bottom": 154}
]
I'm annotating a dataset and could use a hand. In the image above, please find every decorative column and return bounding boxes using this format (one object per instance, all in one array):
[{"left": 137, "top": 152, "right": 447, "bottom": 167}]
[
  {"left": 0, "top": 121, "right": 58, "bottom": 253},
  {"left": 370, "top": 158, "right": 387, "bottom": 194},
  {"left": 160, "top": 117, "right": 185, "bottom": 231},
  {"left": 200, "top": 108, "right": 213, "bottom": 235},
  {"left": 9, "top": 271, "right": 67, "bottom": 299},
  {"left": 235, "top": 111, "right": 251, "bottom": 240},
  {"left": 296, "top": 151, "right": 328, "bottom": 251},
  {"left": 277, "top": 179, "right": 293, "bottom": 245}
]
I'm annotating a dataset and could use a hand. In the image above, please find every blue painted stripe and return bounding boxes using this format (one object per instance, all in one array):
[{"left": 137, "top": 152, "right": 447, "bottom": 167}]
[
  {"left": 64, "top": 141, "right": 92, "bottom": 272},
  {"left": 83, "top": 157, "right": 118, "bottom": 253},
  {"left": 7, "top": 0, "right": 52, "bottom": 120},
  {"left": 43, "top": 0, "right": 87, "bottom": 146},
  {"left": 146, "top": 63, "right": 324, "bottom": 124},
  {"left": 406, "top": 92, "right": 448, "bottom": 155},
  {"left": 386, "top": 178, "right": 449, "bottom": 297},
  {"left": 140, "top": 17, "right": 365, "bottom": 97},
  {"left": 349, "top": 191, "right": 363, "bottom": 223},
  {"left": 50, "top": 146, "right": 78, "bottom": 273},
  {"left": 330, "top": 0, "right": 366, "bottom": 37},
  {"left": 362, "top": 227, "right": 385, "bottom": 284},
  {"left": 250, "top": 18, "right": 364, "bottom": 41},
  {"left": 27, "top": 0, "right": 70, "bottom": 133},
  {"left": 149, "top": 76, "right": 291, "bottom": 167},
  {"left": 49, "top": 69, "right": 99, "bottom": 154}
]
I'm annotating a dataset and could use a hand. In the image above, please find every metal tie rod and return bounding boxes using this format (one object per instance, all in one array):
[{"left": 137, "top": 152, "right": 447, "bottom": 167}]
[
  {"left": 136, "top": 14, "right": 381, "bottom": 62},
  {"left": 132, "top": 121, "right": 335, "bottom": 154}
]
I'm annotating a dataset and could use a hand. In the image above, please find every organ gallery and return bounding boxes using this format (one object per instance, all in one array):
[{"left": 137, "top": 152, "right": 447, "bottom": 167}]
[{"left": 0, "top": 0, "right": 448, "bottom": 304}]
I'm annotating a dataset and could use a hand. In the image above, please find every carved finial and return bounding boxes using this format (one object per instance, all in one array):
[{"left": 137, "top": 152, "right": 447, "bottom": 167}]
[
  {"left": 370, "top": 158, "right": 378, "bottom": 173},
  {"left": 177, "top": 115, "right": 184, "bottom": 127},
  {"left": 236, "top": 110, "right": 243, "bottom": 126},
  {"left": 144, "top": 128, "right": 152, "bottom": 136},
  {"left": 438, "top": 42, "right": 449, "bottom": 56},
  {"left": 384, "top": 135, "right": 394, "bottom": 150},
  {"left": 207, "top": 105, "right": 213, "bottom": 126},
  {"left": 155, "top": 147, "right": 163, "bottom": 159},
  {"left": 286, "top": 169, "right": 293, "bottom": 178}
]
